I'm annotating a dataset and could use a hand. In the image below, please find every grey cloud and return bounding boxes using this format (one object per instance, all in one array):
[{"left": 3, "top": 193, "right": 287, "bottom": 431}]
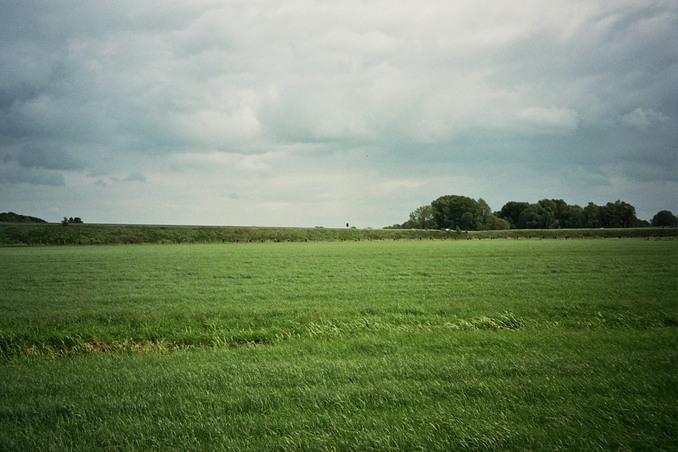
[
  {"left": 517, "top": 107, "right": 579, "bottom": 133},
  {"left": 486, "top": 2, "right": 675, "bottom": 122},
  {"left": 15, "top": 147, "right": 83, "bottom": 171},
  {"left": 0, "top": 145, "right": 79, "bottom": 186},
  {"left": 122, "top": 172, "right": 146, "bottom": 182},
  {"left": 0, "top": 83, "right": 41, "bottom": 111},
  {"left": 0, "top": 164, "right": 65, "bottom": 186},
  {"left": 108, "top": 173, "right": 145, "bottom": 184},
  {"left": 0, "top": 1, "right": 675, "bottom": 226}
]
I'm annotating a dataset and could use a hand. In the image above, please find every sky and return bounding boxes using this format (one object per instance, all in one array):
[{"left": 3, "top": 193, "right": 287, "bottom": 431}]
[{"left": 1, "top": 0, "right": 676, "bottom": 227}]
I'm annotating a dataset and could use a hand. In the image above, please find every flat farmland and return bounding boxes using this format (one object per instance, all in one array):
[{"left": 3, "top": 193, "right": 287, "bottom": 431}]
[{"left": 1, "top": 239, "right": 676, "bottom": 451}]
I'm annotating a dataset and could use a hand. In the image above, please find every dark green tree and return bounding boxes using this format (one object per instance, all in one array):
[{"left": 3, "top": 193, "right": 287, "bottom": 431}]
[
  {"left": 651, "top": 210, "right": 677, "bottom": 227},
  {"left": 518, "top": 204, "right": 549, "bottom": 229},
  {"left": 408, "top": 205, "right": 437, "bottom": 229},
  {"left": 564, "top": 204, "right": 585, "bottom": 228},
  {"left": 62, "top": 216, "right": 84, "bottom": 225},
  {"left": 535, "top": 199, "right": 583, "bottom": 229},
  {"left": 483, "top": 214, "right": 510, "bottom": 230},
  {"left": 498, "top": 202, "right": 530, "bottom": 228},
  {"left": 431, "top": 195, "right": 483, "bottom": 230},
  {"left": 583, "top": 202, "right": 602, "bottom": 228},
  {"left": 536, "top": 199, "right": 560, "bottom": 228},
  {"left": 600, "top": 200, "right": 637, "bottom": 228},
  {"left": 396, "top": 197, "right": 645, "bottom": 230}
]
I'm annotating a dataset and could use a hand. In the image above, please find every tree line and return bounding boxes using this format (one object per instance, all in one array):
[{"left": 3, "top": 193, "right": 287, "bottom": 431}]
[
  {"left": 61, "top": 217, "right": 84, "bottom": 225},
  {"left": 386, "top": 195, "right": 677, "bottom": 231}
]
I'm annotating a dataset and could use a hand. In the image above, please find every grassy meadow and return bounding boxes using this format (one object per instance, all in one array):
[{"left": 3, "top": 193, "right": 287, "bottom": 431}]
[{"left": 1, "top": 239, "right": 676, "bottom": 450}]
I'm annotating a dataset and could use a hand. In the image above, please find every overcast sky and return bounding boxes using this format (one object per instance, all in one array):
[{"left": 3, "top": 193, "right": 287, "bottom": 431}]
[{"left": 1, "top": 1, "right": 676, "bottom": 227}]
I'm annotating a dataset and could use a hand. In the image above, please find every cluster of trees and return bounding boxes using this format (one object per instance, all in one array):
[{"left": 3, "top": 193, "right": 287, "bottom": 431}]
[
  {"left": 0, "top": 211, "right": 89, "bottom": 225},
  {"left": 387, "top": 195, "right": 677, "bottom": 230},
  {"left": 61, "top": 217, "right": 84, "bottom": 225},
  {"left": 387, "top": 196, "right": 509, "bottom": 230},
  {"left": 0, "top": 212, "right": 47, "bottom": 223},
  {"left": 498, "top": 199, "right": 642, "bottom": 229},
  {"left": 651, "top": 210, "right": 678, "bottom": 227}
]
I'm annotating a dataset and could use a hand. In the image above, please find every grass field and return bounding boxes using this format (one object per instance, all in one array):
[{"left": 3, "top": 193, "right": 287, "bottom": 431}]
[{"left": 1, "top": 239, "right": 676, "bottom": 450}]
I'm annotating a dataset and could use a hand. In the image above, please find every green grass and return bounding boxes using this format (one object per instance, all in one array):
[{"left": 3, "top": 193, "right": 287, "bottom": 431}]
[{"left": 1, "top": 240, "right": 676, "bottom": 450}]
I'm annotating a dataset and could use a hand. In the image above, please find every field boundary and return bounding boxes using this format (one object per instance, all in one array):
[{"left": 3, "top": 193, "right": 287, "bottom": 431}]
[{"left": 1, "top": 223, "right": 676, "bottom": 246}]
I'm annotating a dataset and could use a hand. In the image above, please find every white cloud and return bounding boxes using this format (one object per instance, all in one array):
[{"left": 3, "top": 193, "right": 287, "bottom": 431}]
[
  {"left": 169, "top": 106, "right": 261, "bottom": 147},
  {"left": 517, "top": 107, "right": 579, "bottom": 133},
  {"left": 621, "top": 108, "right": 670, "bottom": 129}
]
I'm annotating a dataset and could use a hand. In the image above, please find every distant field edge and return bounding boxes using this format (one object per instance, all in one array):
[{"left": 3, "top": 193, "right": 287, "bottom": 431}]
[{"left": 0, "top": 223, "right": 676, "bottom": 246}]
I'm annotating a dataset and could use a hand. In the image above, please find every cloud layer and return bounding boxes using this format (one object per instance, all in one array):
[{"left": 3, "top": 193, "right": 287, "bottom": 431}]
[{"left": 1, "top": 0, "right": 676, "bottom": 226}]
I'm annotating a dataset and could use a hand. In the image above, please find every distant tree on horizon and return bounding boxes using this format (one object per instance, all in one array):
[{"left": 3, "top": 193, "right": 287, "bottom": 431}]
[
  {"left": 407, "top": 205, "right": 437, "bottom": 229},
  {"left": 61, "top": 217, "right": 84, "bottom": 225},
  {"left": 651, "top": 210, "right": 677, "bottom": 227},
  {"left": 388, "top": 196, "right": 661, "bottom": 230},
  {"left": 428, "top": 195, "right": 508, "bottom": 231}
]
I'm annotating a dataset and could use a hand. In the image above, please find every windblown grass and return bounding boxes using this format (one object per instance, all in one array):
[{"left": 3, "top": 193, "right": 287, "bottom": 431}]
[{"left": 0, "top": 239, "right": 676, "bottom": 450}]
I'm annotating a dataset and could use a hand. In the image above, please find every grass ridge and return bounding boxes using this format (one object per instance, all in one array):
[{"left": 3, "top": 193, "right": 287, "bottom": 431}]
[
  {"left": 1, "top": 222, "right": 676, "bottom": 246},
  {"left": 3, "top": 312, "right": 675, "bottom": 358}
]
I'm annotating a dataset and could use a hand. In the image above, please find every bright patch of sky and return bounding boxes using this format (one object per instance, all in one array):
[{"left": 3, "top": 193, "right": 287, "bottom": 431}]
[{"left": 1, "top": 0, "right": 676, "bottom": 226}]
